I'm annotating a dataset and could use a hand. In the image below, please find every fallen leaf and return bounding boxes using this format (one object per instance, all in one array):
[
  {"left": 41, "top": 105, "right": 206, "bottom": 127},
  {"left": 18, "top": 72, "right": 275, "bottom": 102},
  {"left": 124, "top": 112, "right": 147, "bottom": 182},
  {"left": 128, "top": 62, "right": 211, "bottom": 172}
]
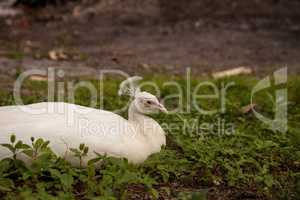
[
  {"left": 138, "top": 63, "right": 150, "bottom": 70},
  {"left": 29, "top": 75, "right": 47, "bottom": 81},
  {"left": 72, "top": 6, "right": 82, "bottom": 17},
  {"left": 212, "top": 66, "right": 253, "bottom": 79},
  {"left": 48, "top": 49, "right": 68, "bottom": 61},
  {"left": 49, "top": 50, "right": 58, "bottom": 60},
  {"left": 241, "top": 103, "right": 256, "bottom": 114}
]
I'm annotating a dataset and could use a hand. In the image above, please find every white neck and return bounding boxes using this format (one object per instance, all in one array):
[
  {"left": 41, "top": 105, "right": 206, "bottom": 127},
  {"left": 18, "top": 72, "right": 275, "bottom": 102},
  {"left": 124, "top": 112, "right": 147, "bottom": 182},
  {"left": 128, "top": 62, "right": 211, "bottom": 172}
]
[
  {"left": 127, "top": 100, "right": 166, "bottom": 152},
  {"left": 128, "top": 101, "right": 150, "bottom": 123}
]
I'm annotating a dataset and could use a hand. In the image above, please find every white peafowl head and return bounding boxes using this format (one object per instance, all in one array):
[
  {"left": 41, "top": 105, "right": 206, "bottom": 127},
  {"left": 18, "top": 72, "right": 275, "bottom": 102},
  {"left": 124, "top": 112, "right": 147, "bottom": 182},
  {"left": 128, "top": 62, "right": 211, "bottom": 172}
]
[{"left": 118, "top": 76, "right": 167, "bottom": 114}]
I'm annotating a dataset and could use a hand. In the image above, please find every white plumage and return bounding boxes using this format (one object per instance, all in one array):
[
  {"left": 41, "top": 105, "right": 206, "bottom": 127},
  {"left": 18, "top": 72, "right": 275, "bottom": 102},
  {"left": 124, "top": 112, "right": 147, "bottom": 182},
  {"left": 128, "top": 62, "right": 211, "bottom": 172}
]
[{"left": 0, "top": 77, "right": 167, "bottom": 166}]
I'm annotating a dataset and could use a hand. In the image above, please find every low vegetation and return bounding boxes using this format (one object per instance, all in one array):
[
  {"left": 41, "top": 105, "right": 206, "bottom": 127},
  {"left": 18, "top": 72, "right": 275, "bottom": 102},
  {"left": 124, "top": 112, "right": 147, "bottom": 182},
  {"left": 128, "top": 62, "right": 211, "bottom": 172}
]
[{"left": 0, "top": 76, "right": 299, "bottom": 199}]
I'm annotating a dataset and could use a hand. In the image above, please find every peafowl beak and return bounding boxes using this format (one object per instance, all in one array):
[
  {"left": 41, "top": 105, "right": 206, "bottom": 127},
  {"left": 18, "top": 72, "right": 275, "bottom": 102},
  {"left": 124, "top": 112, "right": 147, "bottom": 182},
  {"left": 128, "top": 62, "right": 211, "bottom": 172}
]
[{"left": 158, "top": 103, "right": 168, "bottom": 113}]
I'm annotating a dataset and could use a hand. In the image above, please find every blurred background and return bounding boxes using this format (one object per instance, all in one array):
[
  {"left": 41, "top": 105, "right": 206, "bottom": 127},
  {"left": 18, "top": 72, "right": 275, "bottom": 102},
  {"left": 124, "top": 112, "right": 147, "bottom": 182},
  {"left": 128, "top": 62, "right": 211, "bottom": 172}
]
[{"left": 0, "top": 0, "right": 300, "bottom": 86}]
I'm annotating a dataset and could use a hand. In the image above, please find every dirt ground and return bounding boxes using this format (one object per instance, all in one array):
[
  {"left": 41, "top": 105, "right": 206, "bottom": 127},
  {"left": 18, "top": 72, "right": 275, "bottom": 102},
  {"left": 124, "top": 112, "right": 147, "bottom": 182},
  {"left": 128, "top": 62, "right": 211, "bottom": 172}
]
[{"left": 0, "top": 0, "right": 300, "bottom": 89}]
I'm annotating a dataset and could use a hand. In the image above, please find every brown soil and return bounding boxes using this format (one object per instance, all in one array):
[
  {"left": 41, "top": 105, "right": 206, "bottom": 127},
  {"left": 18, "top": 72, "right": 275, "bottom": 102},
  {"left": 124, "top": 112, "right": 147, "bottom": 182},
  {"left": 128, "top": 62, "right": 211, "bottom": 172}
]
[{"left": 0, "top": 0, "right": 300, "bottom": 87}]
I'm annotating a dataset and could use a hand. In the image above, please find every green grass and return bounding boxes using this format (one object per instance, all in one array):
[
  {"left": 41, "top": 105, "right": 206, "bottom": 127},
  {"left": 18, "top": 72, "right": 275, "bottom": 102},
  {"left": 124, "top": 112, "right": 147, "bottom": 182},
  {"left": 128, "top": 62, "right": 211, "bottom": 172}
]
[{"left": 0, "top": 76, "right": 299, "bottom": 200}]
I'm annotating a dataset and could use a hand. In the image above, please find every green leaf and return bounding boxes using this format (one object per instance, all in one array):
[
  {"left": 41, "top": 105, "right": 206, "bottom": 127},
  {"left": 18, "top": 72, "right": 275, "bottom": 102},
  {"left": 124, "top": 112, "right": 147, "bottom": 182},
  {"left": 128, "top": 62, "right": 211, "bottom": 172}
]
[
  {"left": 49, "top": 169, "right": 61, "bottom": 178},
  {"left": 0, "top": 159, "right": 12, "bottom": 175},
  {"left": 15, "top": 140, "right": 24, "bottom": 149},
  {"left": 22, "top": 149, "right": 34, "bottom": 158},
  {"left": 60, "top": 174, "right": 74, "bottom": 191},
  {"left": 87, "top": 164, "right": 95, "bottom": 178},
  {"left": 149, "top": 188, "right": 159, "bottom": 199},
  {"left": 33, "top": 138, "right": 44, "bottom": 149},
  {"left": 20, "top": 143, "right": 31, "bottom": 149},
  {"left": 84, "top": 147, "right": 89, "bottom": 154},
  {"left": 264, "top": 175, "right": 274, "bottom": 188},
  {"left": 22, "top": 171, "right": 33, "bottom": 180},
  {"left": 79, "top": 143, "right": 85, "bottom": 151},
  {"left": 70, "top": 148, "right": 80, "bottom": 155},
  {"left": 0, "top": 178, "right": 14, "bottom": 192},
  {"left": 40, "top": 141, "right": 50, "bottom": 149},
  {"left": 88, "top": 157, "right": 102, "bottom": 165},
  {"left": 10, "top": 135, "right": 16, "bottom": 144},
  {"left": 0, "top": 144, "right": 14, "bottom": 152}
]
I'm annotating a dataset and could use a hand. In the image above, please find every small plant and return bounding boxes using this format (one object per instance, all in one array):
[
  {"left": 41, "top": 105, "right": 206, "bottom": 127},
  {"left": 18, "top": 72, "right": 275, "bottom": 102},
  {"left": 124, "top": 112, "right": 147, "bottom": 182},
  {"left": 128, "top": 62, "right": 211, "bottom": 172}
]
[
  {"left": 22, "top": 137, "right": 51, "bottom": 160},
  {"left": 0, "top": 134, "right": 30, "bottom": 160},
  {"left": 70, "top": 143, "right": 89, "bottom": 168}
]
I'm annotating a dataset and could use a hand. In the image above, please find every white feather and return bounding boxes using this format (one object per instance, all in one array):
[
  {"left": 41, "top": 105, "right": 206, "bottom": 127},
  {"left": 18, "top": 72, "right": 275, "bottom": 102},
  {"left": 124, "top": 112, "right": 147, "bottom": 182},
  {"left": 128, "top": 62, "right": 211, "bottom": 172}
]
[
  {"left": 0, "top": 78, "right": 167, "bottom": 166},
  {"left": 118, "top": 76, "right": 142, "bottom": 97}
]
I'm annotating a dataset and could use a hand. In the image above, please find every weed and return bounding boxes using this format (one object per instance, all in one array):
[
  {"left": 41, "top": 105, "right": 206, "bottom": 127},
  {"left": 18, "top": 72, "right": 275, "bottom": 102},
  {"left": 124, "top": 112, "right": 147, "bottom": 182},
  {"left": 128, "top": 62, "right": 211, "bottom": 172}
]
[{"left": 0, "top": 76, "right": 299, "bottom": 199}]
